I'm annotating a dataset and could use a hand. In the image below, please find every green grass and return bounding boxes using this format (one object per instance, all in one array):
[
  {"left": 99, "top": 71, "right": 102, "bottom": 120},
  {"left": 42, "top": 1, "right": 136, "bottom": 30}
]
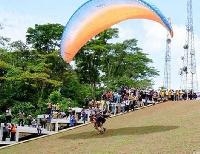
[{"left": 1, "top": 100, "right": 200, "bottom": 154}]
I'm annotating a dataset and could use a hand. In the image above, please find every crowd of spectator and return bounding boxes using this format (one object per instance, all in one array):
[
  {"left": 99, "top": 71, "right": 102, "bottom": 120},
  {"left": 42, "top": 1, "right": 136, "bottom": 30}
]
[
  {"left": 85, "top": 86, "right": 199, "bottom": 117},
  {"left": 1, "top": 102, "right": 59, "bottom": 142},
  {"left": 1, "top": 86, "right": 199, "bottom": 142}
]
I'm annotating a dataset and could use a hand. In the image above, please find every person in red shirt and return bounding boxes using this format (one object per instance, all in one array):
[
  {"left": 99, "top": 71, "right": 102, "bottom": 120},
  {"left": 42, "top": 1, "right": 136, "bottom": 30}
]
[{"left": 10, "top": 123, "right": 17, "bottom": 141}]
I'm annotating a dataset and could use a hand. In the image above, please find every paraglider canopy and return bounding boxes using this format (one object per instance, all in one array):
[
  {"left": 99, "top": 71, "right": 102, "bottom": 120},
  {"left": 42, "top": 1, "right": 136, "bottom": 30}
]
[{"left": 60, "top": 0, "right": 173, "bottom": 63}]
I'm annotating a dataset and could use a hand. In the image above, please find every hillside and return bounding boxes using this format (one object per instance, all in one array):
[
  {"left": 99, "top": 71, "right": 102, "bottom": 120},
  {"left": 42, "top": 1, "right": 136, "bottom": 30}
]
[{"left": 1, "top": 100, "right": 200, "bottom": 154}]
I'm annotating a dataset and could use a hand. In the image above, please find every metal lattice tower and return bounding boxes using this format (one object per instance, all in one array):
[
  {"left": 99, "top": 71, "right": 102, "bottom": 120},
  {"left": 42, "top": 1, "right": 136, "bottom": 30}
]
[
  {"left": 181, "top": 0, "right": 197, "bottom": 92},
  {"left": 164, "top": 19, "right": 171, "bottom": 90}
]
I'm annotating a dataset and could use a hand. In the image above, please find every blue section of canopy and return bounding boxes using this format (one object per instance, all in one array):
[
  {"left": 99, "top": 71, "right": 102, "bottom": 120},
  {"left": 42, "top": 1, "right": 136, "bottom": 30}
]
[{"left": 138, "top": 0, "right": 172, "bottom": 33}]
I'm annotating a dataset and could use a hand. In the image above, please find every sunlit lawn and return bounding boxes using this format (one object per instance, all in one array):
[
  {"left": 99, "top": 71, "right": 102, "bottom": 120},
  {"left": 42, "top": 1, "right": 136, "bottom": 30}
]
[{"left": 1, "top": 100, "right": 200, "bottom": 154}]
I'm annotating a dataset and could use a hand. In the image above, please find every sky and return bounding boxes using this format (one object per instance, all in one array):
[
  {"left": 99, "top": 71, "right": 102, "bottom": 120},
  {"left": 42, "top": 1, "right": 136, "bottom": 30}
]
[{"left": 0, "top": 0, "right": 200, "bottom": 91}]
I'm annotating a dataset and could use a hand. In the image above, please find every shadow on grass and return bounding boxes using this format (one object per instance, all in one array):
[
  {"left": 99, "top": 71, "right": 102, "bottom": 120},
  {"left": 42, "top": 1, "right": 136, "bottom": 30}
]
[{"left": 59, "top": 125, "right": 179, "bottom": 140}]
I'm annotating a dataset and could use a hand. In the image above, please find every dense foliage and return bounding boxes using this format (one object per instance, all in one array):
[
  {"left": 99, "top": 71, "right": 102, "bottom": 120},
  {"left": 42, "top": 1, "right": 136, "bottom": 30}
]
[{"left": 0, "top": 23, "right": 158, "bottom": 120}]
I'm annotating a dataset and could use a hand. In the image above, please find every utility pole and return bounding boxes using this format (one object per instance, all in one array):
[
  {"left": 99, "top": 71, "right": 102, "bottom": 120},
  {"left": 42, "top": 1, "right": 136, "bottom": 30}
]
[
  {"left": 163, "top": 18, "right": 171, "bottom": 90},
  {"left": 181, "top": 0, "right": 198, "bottom": 93}
]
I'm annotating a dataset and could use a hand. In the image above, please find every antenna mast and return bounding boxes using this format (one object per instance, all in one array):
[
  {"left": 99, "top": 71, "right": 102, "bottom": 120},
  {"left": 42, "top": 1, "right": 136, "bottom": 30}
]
[
  {"left": 181, "top": 0, "right": 198, "bottom": 92},
  {"left": 164, "top": 18, "right": 171, "bottom": 90}
]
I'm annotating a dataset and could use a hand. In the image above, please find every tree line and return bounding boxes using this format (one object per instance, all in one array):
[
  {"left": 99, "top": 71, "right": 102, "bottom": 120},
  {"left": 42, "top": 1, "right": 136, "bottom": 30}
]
[{"left": 0, "top": 23, "right": 158, "bottom": 121}]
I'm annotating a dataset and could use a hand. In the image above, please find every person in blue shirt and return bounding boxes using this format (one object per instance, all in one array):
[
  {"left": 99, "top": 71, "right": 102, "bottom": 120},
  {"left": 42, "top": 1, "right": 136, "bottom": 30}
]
[
  {"left": 2, "top": 123, "right": 9, "bottom": 141},
  {"left": 46, "top": 114, "right": 52, "bottom": 131},
  {"left": 81, "top": 109, "right": 86, "bottom": 124},
  {"left": 70, "top": 113, "right": 75, "bottom": 126}
]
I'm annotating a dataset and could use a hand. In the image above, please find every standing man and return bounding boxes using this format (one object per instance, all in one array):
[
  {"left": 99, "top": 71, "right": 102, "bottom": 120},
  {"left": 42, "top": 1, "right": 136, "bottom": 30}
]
[
  {"left": 2, "top": 123, "right": 9, "bottom": 141},
  {"left": 6, "top": 108, "right": 12, "bottom": 123},
  {"left": 41, "top": 115, "right": 47, "bottom": 128},
  {"left": 46, "top": 100, "right": 52, "bottom": 114},
  {"left": 81, "top": 109, "right": 86, "bottom": 124},
  {"left": 85, "top": 96, "right": 89, "bottom": 108},
  {"left": 28, "top": 115, "right": 33, "bottom": 127},
  {"left": 18, "top": 112, "right": 25, "bottom": 126},
  {"left": 168, "top": 90, "right": 172, "bottom": 101},
  {"left": 37, "top": 124, "right": 42, "bottom": 136},
  {"left": 55, "top": 103, "right": 60, "bottom": 112},
  {"left": 175, "top": 90, "right": 180, "bottom": 101},
  {"left": 46, "top": 114, "right": 52, "bottom": 131},
  {"left": 102, "top": 88, "right": 106, "bottom": 100},
  {"left": 10, "top": 123, "right": 17, "bottom": 141},
  {"left": 70, "top": 113, "right": 75, "bottom": 127}
]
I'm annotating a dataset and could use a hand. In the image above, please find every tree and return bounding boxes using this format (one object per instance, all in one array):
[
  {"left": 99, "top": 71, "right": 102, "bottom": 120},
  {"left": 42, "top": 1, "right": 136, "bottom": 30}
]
[
  {"left": 0, "top": 49, "right": 63, "bottom": 110},
  {"left": 9, "top": 40, "right": 29, "bottom": 52},
  {"left": 0, "top": 25, "right": 159, "bottom": 118},
  {"left": 60, "top": 70, "right": 91, "bottom": 105},
  {"left": 26, "top": 23, "right": 64, "bottom": 53},
  {"left": 43, "top": 51, "right": 71, "bottom": 80},
  {"left": 75, "top": 28, "right": 158, "bottom": 95},
  {"left": 101, "top": 38, "right": 159, "bottom": 89},
  {"left": 0, "top": 60, "right": 10, "bottom": 77},
  {"left": 75, "top": 28, "right": 119, "bottom": 98}
]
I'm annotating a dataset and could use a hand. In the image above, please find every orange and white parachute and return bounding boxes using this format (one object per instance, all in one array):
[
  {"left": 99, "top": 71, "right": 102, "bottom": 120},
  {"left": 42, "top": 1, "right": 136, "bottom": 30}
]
[{"left": 60, "top": 0, "right": 173, "bottom": 63}]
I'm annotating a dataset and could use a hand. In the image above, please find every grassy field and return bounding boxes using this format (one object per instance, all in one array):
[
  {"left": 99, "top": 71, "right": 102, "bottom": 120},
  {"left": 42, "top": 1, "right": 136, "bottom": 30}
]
[{"left": 1, "top": 100, "right": 200, "bottom": 154}]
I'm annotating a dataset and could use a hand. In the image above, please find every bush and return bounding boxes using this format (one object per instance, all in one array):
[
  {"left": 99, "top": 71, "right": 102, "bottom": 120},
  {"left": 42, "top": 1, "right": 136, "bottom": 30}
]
[
  {"left": 12, "top": 101, "right": 35, "bottom": 115},
  {"left": 49, "top": 91, "right": 61, "bottom": 104},
  {"left": 60, "top": 97, "right": 79, "bottom": 112}
]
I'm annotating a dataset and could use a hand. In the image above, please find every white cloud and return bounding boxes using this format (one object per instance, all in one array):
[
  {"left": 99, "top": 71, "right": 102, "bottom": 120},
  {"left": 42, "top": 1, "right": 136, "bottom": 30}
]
[
  {"left": 0, "top": 10, "right": 56, "bottom": 42},
  {"left": 113, "top": 21, "right": 200, "bottom": 91},
  {"left": 112, "top": 24, "right": 136, "bottom": 42},
  {"left": 0, "top": 11, "right": 31, "bottom": 42},
  {"left": 140, "top": 21, "right": 166, "bottom": 54}
]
